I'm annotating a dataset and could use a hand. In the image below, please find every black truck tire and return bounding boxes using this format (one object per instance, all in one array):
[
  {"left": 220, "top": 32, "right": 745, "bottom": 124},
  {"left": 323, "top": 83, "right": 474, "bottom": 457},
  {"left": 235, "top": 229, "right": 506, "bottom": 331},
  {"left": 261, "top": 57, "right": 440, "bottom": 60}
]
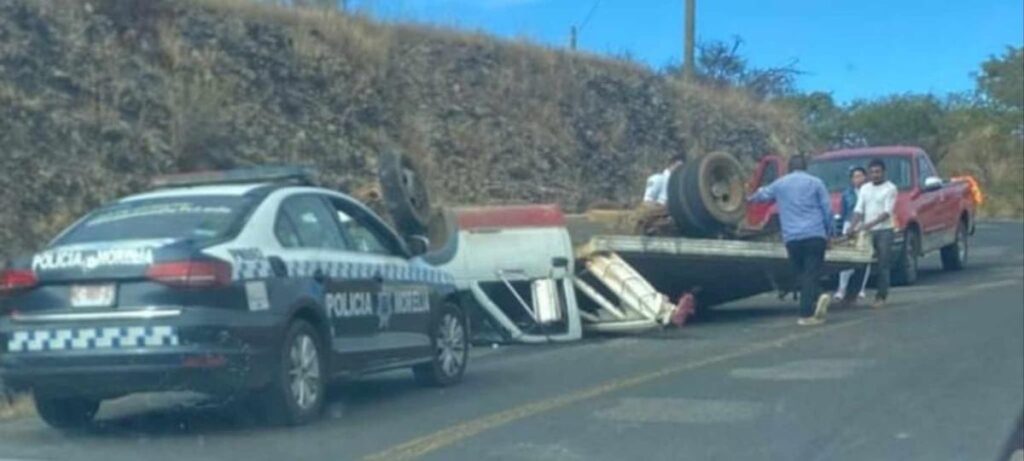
[
  {"left": 940, "top": 220, "right": 968, "bottom": 271},
  {"left": 893, "top": 229, "right": 920, "bottom": 286},
  {"left": 379, "top": 151, "right": 432, "bottom": 237},
  {"left": 668, "top": 151, "right": 747, "bottom": 237}
]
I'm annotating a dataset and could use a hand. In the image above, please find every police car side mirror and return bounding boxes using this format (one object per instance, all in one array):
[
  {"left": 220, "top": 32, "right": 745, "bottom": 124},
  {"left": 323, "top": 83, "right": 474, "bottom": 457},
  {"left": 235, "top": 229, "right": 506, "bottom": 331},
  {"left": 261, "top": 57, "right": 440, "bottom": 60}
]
[{"left": 405, "top": 235, "right": 430, "bottom": 257}]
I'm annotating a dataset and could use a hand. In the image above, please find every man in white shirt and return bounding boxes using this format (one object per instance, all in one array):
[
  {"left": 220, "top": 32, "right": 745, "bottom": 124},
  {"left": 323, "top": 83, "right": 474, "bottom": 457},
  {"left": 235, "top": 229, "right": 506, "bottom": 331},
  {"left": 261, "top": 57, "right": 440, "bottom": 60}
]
[
  {"left": 642, "top": 154, "right": 686, "bottom": 205},
  {"left": 847, "top": 158, "right": 898, "bottom": 308},
  {"left": 632, "top": 154, "right": 686, "bottom": 236}
]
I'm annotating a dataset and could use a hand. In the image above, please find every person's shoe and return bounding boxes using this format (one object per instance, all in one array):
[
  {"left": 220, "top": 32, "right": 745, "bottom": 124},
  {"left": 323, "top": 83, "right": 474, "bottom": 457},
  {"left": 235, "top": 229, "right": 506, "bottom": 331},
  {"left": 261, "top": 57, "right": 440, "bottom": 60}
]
[
  {"left": 872, "top": 298, "right": 886, "bottom": 309},
  {"left": 832, "top": 292, "right": 844, "bottom": 302},
  {"left": 797, "top": 317, "right": 825, "bottom": 326},
  {"left": 857, "top": 291, "right": 867, "bottom": 301},
  {"left": 814, "top": 293, "right": 831, "bottom": 319}
]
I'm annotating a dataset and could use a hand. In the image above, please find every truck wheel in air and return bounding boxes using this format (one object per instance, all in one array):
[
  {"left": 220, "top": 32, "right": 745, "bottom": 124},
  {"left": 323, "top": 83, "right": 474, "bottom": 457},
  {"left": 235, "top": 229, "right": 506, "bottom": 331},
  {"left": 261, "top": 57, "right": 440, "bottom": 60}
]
[
  {"left": 668, "top": 151, "right": 747, "bottom": 237},
  {"left": 379, "top": 151, "right": 432, "bottom": 237}
]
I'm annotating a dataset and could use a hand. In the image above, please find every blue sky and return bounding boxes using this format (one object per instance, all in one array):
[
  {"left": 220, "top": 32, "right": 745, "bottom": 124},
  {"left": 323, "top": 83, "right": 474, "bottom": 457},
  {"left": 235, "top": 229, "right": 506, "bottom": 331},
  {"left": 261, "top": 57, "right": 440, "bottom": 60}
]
[{"left": 352, "top": 0, "right": 1023, "bottom": 103}]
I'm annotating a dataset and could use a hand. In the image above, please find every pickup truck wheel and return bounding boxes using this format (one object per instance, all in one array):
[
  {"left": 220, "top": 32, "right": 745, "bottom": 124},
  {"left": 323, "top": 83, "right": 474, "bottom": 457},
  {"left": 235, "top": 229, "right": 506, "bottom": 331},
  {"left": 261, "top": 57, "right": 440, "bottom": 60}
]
[
  {"left": 940, "top": 221, "right": 968, "bottom": 271},
  {"left": 893, "top": 230, "right": 919, "bottom": 286},
  {"left": 33, "top": 393, "right": 100, "bottom": 430},
  {"left": 414, "top": 303, "right": 469, "bottom": 387},
  {"left": 260, "top": 320, "right": 326, "bottom": 426}
]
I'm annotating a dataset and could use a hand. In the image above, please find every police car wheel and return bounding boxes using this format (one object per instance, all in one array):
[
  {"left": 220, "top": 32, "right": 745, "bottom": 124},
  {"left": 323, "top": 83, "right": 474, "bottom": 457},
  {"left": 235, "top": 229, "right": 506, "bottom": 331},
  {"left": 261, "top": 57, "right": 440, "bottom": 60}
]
[
  {"left": 33, "top": 393, "right": 100, "bottom": 430},
  {"left": 262, "top": 320, "right": 326, "bottom": 426},
  {"left": 414, "top": 304, "right": 468, "bottom": 387}
]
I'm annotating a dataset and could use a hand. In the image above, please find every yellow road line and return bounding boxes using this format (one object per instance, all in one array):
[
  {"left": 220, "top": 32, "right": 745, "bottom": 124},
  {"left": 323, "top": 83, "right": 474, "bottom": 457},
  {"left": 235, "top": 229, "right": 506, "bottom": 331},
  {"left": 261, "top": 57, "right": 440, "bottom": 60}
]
[{"left": 363, "top": 318, "right": 868, "bottom": 461}]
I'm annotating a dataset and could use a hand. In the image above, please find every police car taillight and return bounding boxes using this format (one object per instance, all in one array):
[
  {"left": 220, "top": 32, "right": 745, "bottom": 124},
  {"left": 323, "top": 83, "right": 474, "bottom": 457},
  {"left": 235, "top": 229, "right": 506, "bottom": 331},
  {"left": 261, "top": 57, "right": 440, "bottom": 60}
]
[
  {"left": 0, "top": 269, "right": 37, "bottom": 293},
  {"left": 146, "top": 261, "right": 232, "bottom": 288}
]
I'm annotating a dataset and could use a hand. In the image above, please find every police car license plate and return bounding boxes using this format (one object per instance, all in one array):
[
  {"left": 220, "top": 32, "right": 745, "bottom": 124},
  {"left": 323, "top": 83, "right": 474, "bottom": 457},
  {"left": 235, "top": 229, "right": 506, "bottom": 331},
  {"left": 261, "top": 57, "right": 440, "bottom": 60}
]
[{"left": 70, "top": 284, "right": 116, "bottom": 308}]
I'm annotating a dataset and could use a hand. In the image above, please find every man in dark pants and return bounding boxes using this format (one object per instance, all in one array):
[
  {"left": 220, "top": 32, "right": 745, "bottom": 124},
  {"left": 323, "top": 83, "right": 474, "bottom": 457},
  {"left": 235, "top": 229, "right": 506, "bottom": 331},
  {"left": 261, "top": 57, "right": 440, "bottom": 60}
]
[
  {"left": 749, "top": 155, "right": 833, "bottom": 326},
  {"left": 847, "top": 159, "right": 898, "bottom": 308}
]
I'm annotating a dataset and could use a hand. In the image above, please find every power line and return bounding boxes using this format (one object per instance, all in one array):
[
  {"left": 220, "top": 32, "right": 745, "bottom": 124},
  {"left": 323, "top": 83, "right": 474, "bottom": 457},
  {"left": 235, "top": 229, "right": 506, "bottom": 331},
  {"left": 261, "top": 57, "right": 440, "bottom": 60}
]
[
  {"left": 569, "top": 0, "right": 601, "bottom": 50},
  {"left": 578, "top": 0, "right": 601, "bottom": 33}
]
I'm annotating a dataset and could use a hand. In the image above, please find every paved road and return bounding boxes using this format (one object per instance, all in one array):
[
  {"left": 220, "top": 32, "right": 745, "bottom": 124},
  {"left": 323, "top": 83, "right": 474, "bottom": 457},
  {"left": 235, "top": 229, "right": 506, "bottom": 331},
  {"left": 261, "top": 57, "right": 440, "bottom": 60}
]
[{"left": 1, "top": 221, "right": 1021, "bottom": 461}]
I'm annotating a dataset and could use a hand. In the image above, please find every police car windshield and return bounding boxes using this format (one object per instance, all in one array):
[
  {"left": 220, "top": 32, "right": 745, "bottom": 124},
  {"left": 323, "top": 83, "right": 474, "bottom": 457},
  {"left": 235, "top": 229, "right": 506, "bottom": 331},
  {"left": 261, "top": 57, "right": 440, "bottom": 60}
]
[{"left": 54, "top": 196, "right": 252, "bottom": 246}]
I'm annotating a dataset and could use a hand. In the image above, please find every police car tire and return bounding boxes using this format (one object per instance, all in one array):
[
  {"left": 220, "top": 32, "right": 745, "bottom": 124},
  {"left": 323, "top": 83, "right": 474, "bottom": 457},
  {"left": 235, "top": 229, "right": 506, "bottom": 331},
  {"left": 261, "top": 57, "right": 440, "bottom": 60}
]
[
  {"left": 379, "top": 151, "right": 432, "bottom": 237},
  {"left": 413, "top": 303, "right": 469, "bottom": 387},
  {"left": 33, "top": 393, "right": 100, "bottom": 430},
  {"left": 262, "top": 320, "right": 326, "bottom": 426}
]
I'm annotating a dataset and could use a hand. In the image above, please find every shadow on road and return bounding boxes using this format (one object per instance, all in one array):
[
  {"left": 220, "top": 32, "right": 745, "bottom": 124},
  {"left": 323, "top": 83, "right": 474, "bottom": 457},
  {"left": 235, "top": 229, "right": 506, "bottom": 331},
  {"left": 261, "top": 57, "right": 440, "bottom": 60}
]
[{"left": 77, "top": 375, "right": 424, "bottom": 438}]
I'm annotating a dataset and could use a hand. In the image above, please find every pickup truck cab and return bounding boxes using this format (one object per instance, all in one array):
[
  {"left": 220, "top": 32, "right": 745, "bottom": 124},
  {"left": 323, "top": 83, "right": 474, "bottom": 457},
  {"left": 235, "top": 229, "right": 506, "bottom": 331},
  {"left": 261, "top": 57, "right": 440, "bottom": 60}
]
[{"left": 745, "top": 146, "right": 977, "bottom": 285}]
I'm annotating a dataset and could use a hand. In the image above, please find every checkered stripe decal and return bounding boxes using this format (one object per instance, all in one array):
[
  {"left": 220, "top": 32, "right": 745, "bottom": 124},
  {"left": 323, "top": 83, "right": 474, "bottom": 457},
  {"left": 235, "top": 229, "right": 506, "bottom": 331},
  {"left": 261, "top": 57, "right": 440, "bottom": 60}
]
[
  {"left": 234, "top": 259, "right": 454, "bottom": 285},
  {"left": 6, "top": 326, "right": 179, "bottom": 353}
]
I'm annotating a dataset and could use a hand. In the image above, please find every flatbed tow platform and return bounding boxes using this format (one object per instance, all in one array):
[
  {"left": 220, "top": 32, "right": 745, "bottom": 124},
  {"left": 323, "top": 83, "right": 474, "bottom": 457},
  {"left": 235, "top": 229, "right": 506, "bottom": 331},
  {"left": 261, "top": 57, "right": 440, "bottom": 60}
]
[{"left": 566, "top": 213, "right": 873, "bottom": 333}]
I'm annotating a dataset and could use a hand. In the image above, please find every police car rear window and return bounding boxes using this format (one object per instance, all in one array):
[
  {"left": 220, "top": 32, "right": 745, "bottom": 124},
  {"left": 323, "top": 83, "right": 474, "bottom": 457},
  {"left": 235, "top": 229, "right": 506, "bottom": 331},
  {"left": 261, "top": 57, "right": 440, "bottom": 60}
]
[{"left": 55, "top": 196, "right": 252, "bottom": 245}]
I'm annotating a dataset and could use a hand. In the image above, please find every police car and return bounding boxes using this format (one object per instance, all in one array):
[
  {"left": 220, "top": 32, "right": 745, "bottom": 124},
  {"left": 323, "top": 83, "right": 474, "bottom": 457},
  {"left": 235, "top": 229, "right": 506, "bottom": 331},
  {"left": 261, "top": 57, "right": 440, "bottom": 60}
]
[{"left": 0, "top": 167, "right": 468, "bottom": 429}]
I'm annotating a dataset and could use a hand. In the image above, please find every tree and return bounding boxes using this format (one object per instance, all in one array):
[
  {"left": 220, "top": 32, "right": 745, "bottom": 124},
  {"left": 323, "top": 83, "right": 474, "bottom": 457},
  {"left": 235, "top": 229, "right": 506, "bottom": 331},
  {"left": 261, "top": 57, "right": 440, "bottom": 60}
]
[
  {"left": 666, "top": 36, "right": 801, "bottom": 100},
  {"left": 777, "top": 91, "right": 852, "bottom": 149},
  {"left": 842, "top": 95, "right": 951, "bottom": 162},
  {"left": 977, "top": 46, "right": 1024, "bottom": 111}
]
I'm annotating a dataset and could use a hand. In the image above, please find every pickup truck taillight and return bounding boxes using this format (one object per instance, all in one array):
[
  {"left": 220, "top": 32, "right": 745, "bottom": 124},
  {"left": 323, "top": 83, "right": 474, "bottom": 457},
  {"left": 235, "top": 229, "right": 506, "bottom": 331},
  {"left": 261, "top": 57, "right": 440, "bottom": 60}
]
[
  {"left": 0, "top": 269, "right": 38, "bottom": 294},
  {"left": 146, "top": 260, "right": 233, "bottom": 288}
]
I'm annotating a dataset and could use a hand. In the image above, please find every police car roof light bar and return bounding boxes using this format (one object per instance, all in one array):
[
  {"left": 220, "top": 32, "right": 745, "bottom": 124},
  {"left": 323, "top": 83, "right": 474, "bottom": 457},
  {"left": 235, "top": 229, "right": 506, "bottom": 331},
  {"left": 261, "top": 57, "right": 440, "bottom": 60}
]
[{"left": 151, "top": 166, "right": 316, "bottom": 188}]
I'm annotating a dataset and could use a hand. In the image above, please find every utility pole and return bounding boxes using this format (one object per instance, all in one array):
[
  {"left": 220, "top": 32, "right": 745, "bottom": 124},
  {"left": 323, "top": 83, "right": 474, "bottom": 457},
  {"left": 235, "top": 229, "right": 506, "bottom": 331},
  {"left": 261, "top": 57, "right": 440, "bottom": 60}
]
[
  {"left": 569, "top": 1, "right": 599, "bottom": 52},
  {"left": 683, "top": 0, "right": 696, "bottom": 80}
]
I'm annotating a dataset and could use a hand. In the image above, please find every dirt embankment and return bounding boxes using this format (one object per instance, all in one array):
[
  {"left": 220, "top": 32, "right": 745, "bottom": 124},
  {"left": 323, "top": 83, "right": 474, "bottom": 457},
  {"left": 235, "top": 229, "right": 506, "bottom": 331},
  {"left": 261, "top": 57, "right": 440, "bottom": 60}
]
[{"left": 0, "top": 0, "right": 809, "bottom": 260}]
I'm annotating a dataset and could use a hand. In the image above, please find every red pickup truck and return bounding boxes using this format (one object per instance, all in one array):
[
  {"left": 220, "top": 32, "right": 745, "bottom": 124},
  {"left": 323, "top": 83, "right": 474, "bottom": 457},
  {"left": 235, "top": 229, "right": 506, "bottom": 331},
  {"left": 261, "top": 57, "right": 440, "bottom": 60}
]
[{"left": 745, "top": 146, "right": 977, "bottom": 286}]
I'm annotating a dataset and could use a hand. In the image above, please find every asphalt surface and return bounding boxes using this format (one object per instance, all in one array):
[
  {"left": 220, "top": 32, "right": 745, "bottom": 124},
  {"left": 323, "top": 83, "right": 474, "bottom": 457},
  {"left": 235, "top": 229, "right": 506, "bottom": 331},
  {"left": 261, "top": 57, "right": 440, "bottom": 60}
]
[{"left": 1, "top": 221, "right": 1021, "bottom": 461}]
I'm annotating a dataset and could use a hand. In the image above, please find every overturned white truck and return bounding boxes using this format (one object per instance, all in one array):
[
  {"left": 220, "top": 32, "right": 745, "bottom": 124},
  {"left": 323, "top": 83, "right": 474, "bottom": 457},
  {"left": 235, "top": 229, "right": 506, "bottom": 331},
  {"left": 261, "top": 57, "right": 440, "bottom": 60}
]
[
  {"left": 424, "top": 205, "right": 871, "bottom": 341},
  {"left": 377, "top": 151, "right": 872, "bottom": 342}
]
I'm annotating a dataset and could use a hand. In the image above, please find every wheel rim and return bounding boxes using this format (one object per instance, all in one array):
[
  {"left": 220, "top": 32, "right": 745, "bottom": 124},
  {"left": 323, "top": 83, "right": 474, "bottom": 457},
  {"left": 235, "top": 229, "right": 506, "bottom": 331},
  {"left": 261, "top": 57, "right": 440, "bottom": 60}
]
[
  {"left": 436, "top": 314, "right": 466, "bottom": 377},
  {"left": 288, "top": 334, "right": 321, "bottom": 410},
  {"left": 706, "top": 163, "right": 744, "bottom": 213}
]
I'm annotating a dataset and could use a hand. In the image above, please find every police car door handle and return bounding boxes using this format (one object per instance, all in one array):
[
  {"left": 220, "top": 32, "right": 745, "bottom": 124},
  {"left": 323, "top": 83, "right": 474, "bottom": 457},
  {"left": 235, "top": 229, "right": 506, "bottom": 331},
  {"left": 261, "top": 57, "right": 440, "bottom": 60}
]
[
  {"left": 372, "top": 272, "right": 384, "bottom": 283},
  {"left": 312, "top": 269, "right": 326, "bottom": 284},
  {"left": 268, "top": 256, "right": 288, "bottom": 277}
]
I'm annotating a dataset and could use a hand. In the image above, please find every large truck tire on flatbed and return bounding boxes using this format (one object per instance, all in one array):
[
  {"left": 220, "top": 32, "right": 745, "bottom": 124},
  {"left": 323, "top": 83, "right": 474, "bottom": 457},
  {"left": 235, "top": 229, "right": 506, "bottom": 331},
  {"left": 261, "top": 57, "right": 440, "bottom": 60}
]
[{"left": 667, "top": 151, "right": 747, "bottom": 237}]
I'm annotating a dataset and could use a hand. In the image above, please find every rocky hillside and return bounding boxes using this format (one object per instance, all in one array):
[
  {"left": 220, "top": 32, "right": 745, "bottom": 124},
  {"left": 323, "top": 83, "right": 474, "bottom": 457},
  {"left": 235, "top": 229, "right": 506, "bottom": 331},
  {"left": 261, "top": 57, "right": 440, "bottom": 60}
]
[{"left": 0, "top": 0, "right": 809, "bottom": 259}]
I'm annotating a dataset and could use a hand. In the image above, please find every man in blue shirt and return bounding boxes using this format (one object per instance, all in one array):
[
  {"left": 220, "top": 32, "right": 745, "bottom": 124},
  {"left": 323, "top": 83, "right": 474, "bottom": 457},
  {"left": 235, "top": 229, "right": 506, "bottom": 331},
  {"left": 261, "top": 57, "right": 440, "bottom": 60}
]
[{"left": 749, "top": 155, "right": 833, "bottom": 325}]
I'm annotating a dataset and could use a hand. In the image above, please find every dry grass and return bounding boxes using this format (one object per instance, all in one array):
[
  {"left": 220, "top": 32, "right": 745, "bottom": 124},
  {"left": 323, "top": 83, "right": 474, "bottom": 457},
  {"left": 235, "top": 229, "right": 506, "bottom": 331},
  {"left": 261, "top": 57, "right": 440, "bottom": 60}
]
[
  {"left": 191, "top": 0, "right": 393, "bottom": 65},
  {"left": 0, "top": 0, "right": 821, "bottom": 261}
]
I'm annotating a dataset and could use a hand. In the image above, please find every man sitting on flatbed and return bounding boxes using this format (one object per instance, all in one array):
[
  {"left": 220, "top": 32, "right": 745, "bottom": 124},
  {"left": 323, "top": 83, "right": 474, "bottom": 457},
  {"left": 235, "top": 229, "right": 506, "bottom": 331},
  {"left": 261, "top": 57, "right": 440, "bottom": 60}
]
[{"left": 634, "top": 154, "right": 686, "bottom": 236}]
